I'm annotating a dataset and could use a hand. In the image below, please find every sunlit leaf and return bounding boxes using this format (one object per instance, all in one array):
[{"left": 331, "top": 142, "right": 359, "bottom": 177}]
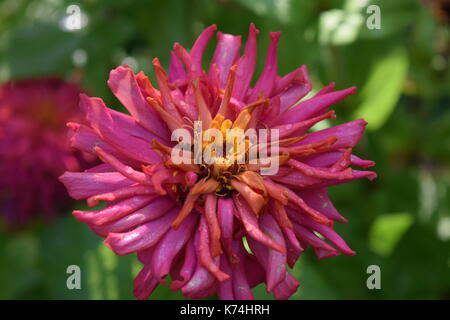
[
  {"left": 355, "top": 47, "right": 408, "bottom": 130},
  {"left": 369, "top": 213, "right": 413, "bottom": 256}
]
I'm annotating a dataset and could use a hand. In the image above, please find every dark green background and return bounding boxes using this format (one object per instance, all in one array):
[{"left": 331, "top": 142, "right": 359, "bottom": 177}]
[{"left": 0, "top": 0, "right": 449, "bottom": 299}]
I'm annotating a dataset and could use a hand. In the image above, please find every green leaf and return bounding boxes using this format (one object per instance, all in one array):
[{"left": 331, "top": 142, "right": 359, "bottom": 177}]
[
  {"left": 354, "top": 46, "right": 408, "bottom": 130},
  {"left": 7, "top": 23, "right": 81, "bottom": 78},
  {"left": 369, "top": 213, "right": 413, "bottom": 256}
]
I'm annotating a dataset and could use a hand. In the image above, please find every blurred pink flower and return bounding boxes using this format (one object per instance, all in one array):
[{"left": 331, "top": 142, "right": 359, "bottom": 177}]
[
  {"left": 60, "top": 24, "right": 376, "bottom": 300},
  {"left": 0, "top": 78, "right": 91, "bottom": 228}
]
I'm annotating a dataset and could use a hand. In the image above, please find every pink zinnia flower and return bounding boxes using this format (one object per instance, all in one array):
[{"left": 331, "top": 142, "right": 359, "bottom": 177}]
[
  {"left": 0, "top": 78, "right": 90, "bottom": 228},
  {"left": 60, "top": 24, "right": 376, "bottom": 300}
]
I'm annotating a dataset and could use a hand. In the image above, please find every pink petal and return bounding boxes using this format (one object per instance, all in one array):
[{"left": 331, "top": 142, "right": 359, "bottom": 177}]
[
  {"left": 276, "top": 66, "right": 312, "bottom": 112},
  {"left": 59, "top": 171, "right": 133, "bottom": 200},
  {"left": 171, "top": 239, "right": 197, "bottom": 291},
  {"left": 82, "top": 94, "right": 162, "bottom": 164},
  {"left": 133, "top": 264, "right": 159, "bottom": 300},
  {"left": 234, "top": 197, "right": 285, "bottom": 253},
  {"left": 190, "top": 24, "right": 217, "bottom": 74},
  {"left": 273, "top": 272, "right": 299, "bottom": 299},
  {"left": 247, "top": 32, "right": 280, "bottom": 102},
  {"left": 151, "top": 213, "right": 198, "bottom": 283},
  {"left": 108, "top": 66, "right": 170, "bottom": 138},
  {"left": 218, "top": 198, "right": 237, "bottom": 262},
  {"left": 218, "top": 255, "right": 235, "bottom": 300},
  {"left": 198, "top": 216, "right": 230, "bottom": 281},
  {"left": 231, "top": 240, "right": 254, "bottom": 300},
  {"left": 274, "top": 87, "right": 357, "bottom": 125},
  {"left": 104, "top": 207, "right": 178, "bottom": 255},
  {"left": 292, "top": 222, "right": 340, "bottom": 260},
  {"left": 73, "top": 195, "right": 155, "bottom": 226},
  {"left": 91, "top": 196, "right": 175, "bottom": 236},
  {"left": 249, "top": 213, "right": 287, "bottom": 292},
  {"left": 168, "top": 51, "right": 187, "bottom": 84},
  {"left": 295, "top": 119, "right": 367, "bottom": 149},
  {"left": 296, "top": 188, "right": 347, "bottom": 223},
  {"left": 232, "top": 23, "right": 259, "bottom": 101},
  {"left": 210, "top": 32, "right": 241, "bottom": 88}
]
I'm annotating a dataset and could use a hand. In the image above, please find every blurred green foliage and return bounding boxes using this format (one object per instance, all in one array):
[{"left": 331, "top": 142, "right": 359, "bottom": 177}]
[{"left": 0, "top": 0, "right": 449, "bottom": 299}]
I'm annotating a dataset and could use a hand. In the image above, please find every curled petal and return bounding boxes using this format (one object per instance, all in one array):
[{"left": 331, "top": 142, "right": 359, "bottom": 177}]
[
  {"left": 297, "top": 188, "right": 348, "bottom": 223},
  {"left": 218, "top": 255, "right": 235, "bottom": 300},
  {"left": 73, "top": 195, "right": 155, "bottom": 226},
  {"left": 248, "top": 32, "right": 280, "bottom": 102},
  {"left": 151, "top": 213, "right": 198, "bottom": 283},
  {"left": 91, "top": 196, "right": 175, "bottom": 237},
  {"left": 273, "top": 272, "right": 299, "bottom": 300},
  {"left": 87, "top": 185, "right": 156, "bottom": 207},
  {"left": 231, "top": 240, "right": 254, "bottom": 300},
  {"left": 234, "top": 198, "right": 285, "bottom": 253},
  {"left": 168, "top": 51, "right": 187, "bottom": 84},
  {"left": 233, "top": 23, "right": 259, "bottom": 101},
  {"left": 104, "top": 207, "right": 178, "bottom": 255},
  {"left": 274, "top": 87, "right": 357, "bottom": 125},
  {"left": 59, "top": 171, "right": 133, "bottom": 200},
  {"left": 82, "top": 94, "right": 162, "bottom": 164},
  {"left": 205, "top": 193, "right": 222, "bottom": 257},
  {"left": 294, "top": 119, "right": 367, "bottom": 150},
  {"left": 171, "top": 239, "right": 197, "bottom": 291},
  {"left": 94, "top": 146, "right": 153, "bottom": 185},
  {"left": 198, "top": 215, "right": 230, "bottom": 281},
  {"left": 218, "top": 198, "right": 237, "bottom": 263},
  {"left": 108, "top": 65, "right": 170, "bottom": 138},
  {"left": 292, "top": 222, "right": 340, "bottom": 260},
  {"left": 210, "top": 32, "right": 241, "bottom": 88},
  {"left": 133, "top": 264, "right": 159, "bottom": 300},
  {"left": 172, "top": 178, "right": 219, "bottom": 228},
  {"left": 289, "top": 208, "right": 355, "bottom": 256},
  {"left": 230, "top": 179, "right": 266, "bottom": 215},
  {"left": 190, "top": 24, "right": 217, "bottom": 74}
]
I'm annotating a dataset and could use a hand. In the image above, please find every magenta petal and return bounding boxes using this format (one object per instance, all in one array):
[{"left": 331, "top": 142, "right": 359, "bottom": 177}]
[
  {"left": 68, "top": 122, "right": 138, "bottom": 167},
  {"left": 133, "top": 264, "right": 159, "bottom": 300},
  {"left": 276, "top": 66, "right": 312, "bottom": 112},
  {"left": 248, "top": 214, "right": 286, "bottom": 292},
  {"left": 190, "top": 24, "right": 217, "bottom": 74},
  {"left": 198, "top": 216, "right": 230, "bottom": 281},
  {"left": 91, "top": 196, "right": 175, "bottom": 237},
  {"left": 282, "top": 227, "right": 303, "bottom": 268},
  {"left": 74, "top": 195, "right": 155, "bottom": 226},
  {"left": 295, "top": 119, "right": 368, "bottom": 149},
  {"left": 168, "top": 51, "right": 187, "bottom": 84},
  {"left": 104, "top": 207, "right": 178, "bottom": 255},
  {"left": 218, "top": 255, "right": 235, "bottom": 300},
  {"left": 59, "top": 171, "right": 133, "bottom": 200},
  {"left": 82, "top": 94, "right": 162, "bottom": 164},
  {"left": 275, "top": 87, "right": 357, "bottom": 125},
  {"left": 292, "top": 222, "right": 340, "bottom": 260},
  {"left": 296, "top": 188, "right": 348, "bottom": 223},
  {"left": 234, "top": 198, "right": 285, "bottom": 253},
  {"left": 294, "top": 213, "right": 355, "bottom": 256},
  {"left": 303, "top": 150, "right": 375, "bottom": 169},
  {"left": 231, "top": 240, "right": 254, "bottom": 300},
  {"left": 233, "top": 23, "right": 259, "bottom": 101},
  {"left": 151, "top": 213, "right": 197, "bottom": 283},
  {"left": 108, "top": 66, "right": 170, "bottom": 139},
  {"left": 171, "top": 239, "right": 197, "bottom": 291},
  {"left": 210, "top": 32, "right": 241, "bottom": 88},
  {"left": 247, "top": 32, "right": 280, "bottom": 102},
  {"left": 273, "top": 272, "right": 299, "bottom": 299},
  {"left": 217, "top": 198, "right": 235, "bottom": 261},
  {"left": 182, "top": 230, "right": 218, "bottom": 299},
  {"left": 315, "top": 82, "right": 336, "bottom": 96},
  {"left": 244, "top": 254, "right": 265, "bottom": 288}
]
